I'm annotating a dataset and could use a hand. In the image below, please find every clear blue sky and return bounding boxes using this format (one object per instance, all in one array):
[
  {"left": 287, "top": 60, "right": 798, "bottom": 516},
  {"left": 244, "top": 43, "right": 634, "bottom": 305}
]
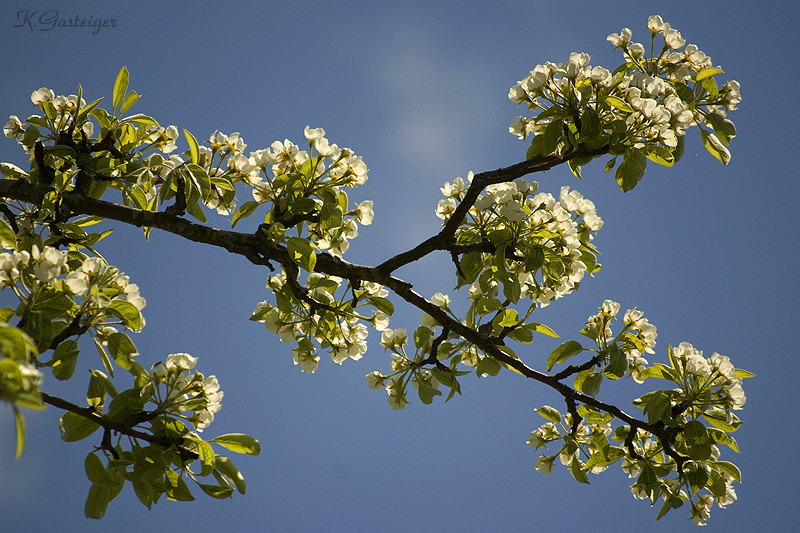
[{"left": 0, "top": 1, "right": 797, "bottom": 531}]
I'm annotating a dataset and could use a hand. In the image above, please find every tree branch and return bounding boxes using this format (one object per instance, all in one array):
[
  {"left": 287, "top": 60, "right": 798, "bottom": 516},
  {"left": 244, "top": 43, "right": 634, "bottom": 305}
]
[
  {"left": 3, "top": 144, "right": 686, "bottom": 457},
  {"left": 40, "top": 392, "right": 193, "bottom": 455}
]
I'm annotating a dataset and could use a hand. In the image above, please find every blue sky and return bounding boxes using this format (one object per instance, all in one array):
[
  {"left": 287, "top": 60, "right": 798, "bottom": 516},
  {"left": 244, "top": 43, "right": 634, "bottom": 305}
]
[{"left": 0, "top": 1, "right": 797, "bottom": 531}]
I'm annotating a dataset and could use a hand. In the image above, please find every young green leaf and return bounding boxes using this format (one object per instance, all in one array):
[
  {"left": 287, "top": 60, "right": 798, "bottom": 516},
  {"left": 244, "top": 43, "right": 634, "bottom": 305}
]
[
  {"left": 13, "top": 407, "right": 25, "bottom": 460},
  {"left": 104, "top": 300, "right": 143, "bottom": 330},
  {"left": 546, "top": 340, "right": 583, "bottom": 371},
  {"left": 118, "top": 90, "right": 140, "bottom": 114},
  {"left": 51, "top": 340, "right": 80, "bottom": 380},
  {"left": 59, "top": 411, "right": 100, "bottom": 442},
  {"left": 615, "top": 149, "right": 646, "bottom": 192},
  {"left": 215, "top": 455, "right": 247, "bottom": 494},
  {"left": 232, "top": 200, "right": 260, "bottom": 228},
  {"left": 287, "top": 237, "right": 316, "bottom": 273},
  {"left": 184, "top": 128, "right": 200, "bottom": 164},
  {"left": 536, "top": 405, "right": 562, "bottom": 423},
  {"left": 112, "top": 67, "right": 130, "bottom": 111},
  {"left": 211, "top": 434, "right": 261, "bottom": 455},
  {"left": 700, "top": 128, "right": 731, "bottom": 165},
  {"left": 683, "top": 420, "right": 712, "bottom": 460}
]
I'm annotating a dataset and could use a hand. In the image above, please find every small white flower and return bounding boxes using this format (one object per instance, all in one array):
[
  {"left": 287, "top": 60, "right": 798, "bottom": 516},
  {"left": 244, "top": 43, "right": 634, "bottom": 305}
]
[
  {"left": 365, "top": 371, "right": 384, "bottom": 390},
  {"left": 355, "top": 200, "right": 374, "bottom": 225},
  {"left": 535, "top": 455, "right": 554, "bottom": 474},
  {"left": 165, "top": 353, "right": 197, "bottom": 371},
  {"left": 31, "top": 88, "right": 54, "bottom": 105},
  {"left": 430, "top": 292, "right": 450, "bottom": 309}
]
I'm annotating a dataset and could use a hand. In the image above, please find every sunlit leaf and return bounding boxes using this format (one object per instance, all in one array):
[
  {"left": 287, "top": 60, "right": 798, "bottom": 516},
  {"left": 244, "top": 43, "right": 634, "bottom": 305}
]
[{"left": 211, "top": 434, "right": 261, "bottom": 455}]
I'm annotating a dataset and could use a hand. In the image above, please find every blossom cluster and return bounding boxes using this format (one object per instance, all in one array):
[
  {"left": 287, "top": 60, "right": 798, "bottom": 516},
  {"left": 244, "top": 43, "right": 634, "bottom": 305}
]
[
  {"left": 251, "top": 274, "right": 389, "bottom": 374},
  {"left": 528, "top": 298, "right": 750, "bottom": 525},
  {"left": 365, "top": 321, "right": 444, "bottom": 410},
  {"left": 3, "top": 88, "right": 94, "bottom": 150},
  {"left": 148, "top": 352, "right": 223, "bottom": 432},
  {"left": 671, "top": 341, "right": 746, "bottom": 412},
  {"left": 0, "top": 244, "right": 145, "bottom": 306},
  {"left": 584, "top": 299, "right": 657, "bottom": 382},
  {"left": 248, "top": 126, "right": 372, "bottom": 257},
  {"left": 508, "top": 15, "right": 739, "bottom": 162},
  {"left": 439, "top": 172, "right": 602, "bottom": 308}
]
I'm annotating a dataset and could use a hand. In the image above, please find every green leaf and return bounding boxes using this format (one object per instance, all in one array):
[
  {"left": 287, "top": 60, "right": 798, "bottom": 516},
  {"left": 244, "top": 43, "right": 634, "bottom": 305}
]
[
  {"left": 702, "top": 408, "right": 742, "bottom": 433},
  {"left": 211, "top": 433, "right": 261, "bottom": 455},
  {"left": 51, "top": 339, "right": 80, "bottom": 380},
  {"left": 568, "top": 158, "right": 583, "bottom": 179},
  {"left": 696, "top": 67, "right": 724, "bottom": 81},
  {"left": 118, "top": 90, "right": 140, "bottom": 114},
  {"left": 523, "top": 246, "right": 544, "bottom": 272},
  {"left": 536, "top": 405, "right": 562, "bottom": 423},
  {"left": 639, "top": 390, "right": 672, "bottom": 424},
  {"left": 89, "top": 369, "right": 118, "bottom": 401},
  {"left": 700, "top": 128, "right": 731, "bottom": 165},
  {"left": 542, "top": 119, "right": 564, "bottom": 156},
  {"left": 84, "top": 484, "right": 111, "bottom": 519},
  {"left": 120, "top": 113, "right": 160, "bottom": 127},
  {"left": 574, "top": 369, "right": 602, "bottom": 397},
  {"left": 735, "top": 369, "right": 755, "bottom": 379},
  {"left": 287, "top": 237, "right": 316, "bottom": 273},
  {"left": 198, "top": 482, "right": 235, "bottom": 499},
  {"left": 107, "top": 332, "right": 138, "bottom": 370},
  {"left": 184, "top": 128, "right": 200, "bottom": 164},
  {"left": 0, "top": 218, "right": 17, "bottom": 248},
  {"left": 215, "top": 455, "right": 247, "bottom": 494},
  {"left": 232, "top": 200, "right": 260, "bottom": 228},
  {"left": 636, "top": 363, "right": 679, "bottom": 382},
  {"left": 112, "top": 67, "right": 130, "bottom": 110},
  {"left": 714, "top": 460, "right": 741, "bottom": 482},
  {"left": 644, "top": 144, "right": 674, "bottom": 167},
  {"left": 569, "top": 457, "right": 590, "bottom": 484},
  {"left": 502, "top": 277, "right": 521, "bottom": 303},
  {"left": 13, "top": 407, "right": 25, "bottom": 460},
  {"left": 187, "top": 437, "right": 216, "bottom": 476},
  {"left": 165, "top": 469, "right": 195, "bottom": 501},
  {"left": 59, "top": 411, "right": 100, "bottom": 442},
  {"left": 369, "top": 296, "right": 394, "bottom": 316},
  {"left": 603, "top": 344, "right": 627, "bottom": 379},
  {"left": 704, "top": 113, "right": 736, "bottom": 146},
  {"left": 699, "top": 75, "right": 719, "bottom": 99},
  {"left": 106, "top": 387, "right": 147, "bottom": 421},
  {"left": 546, "top": 340, "right": 583, "bottom": 371},
  {"left": 685, "top": 460, "right": 711, "bottom": 493},
  {"left": 683, "top": 420, "right": 712, "bottom": 460},
  {"left": 417, "top": 383, "right": 442, "bottom": 404},
  {"left": 579, "top": 106, "right": 601, "bottom": 141},
  {"left": 0, "top": 307, "right": 15, "bottom": 323},
  {"left": 656, "top": 492, "right": 685, "bottom": 521},
  {"left": 615, "top": 149, "right": 646, "bottom": 192},
  {"left": 93, "top": 336, "right": 114, "bottom": 376},
  {"left": 132, "top": 478, "right": 155, "bottom": 509},
  {"left": 528, "top": 323, "right": 558, "bottom": 338},
  {"left": 476, "top": 356, "right": 501, "bottom": 377},
  {"left": 496, "top": 309, "right": 518, "bottom": 328},
  {"left": 708, "top": 427, "right": 739, "bottom": 453},
  {"left": 85, "top": 453, "right": 122, "bottom": 489},
  {"left": 104, "top": 300, "right": 143, "bottom": 330},
  {"left": 86, "top": 372, "right": 106, "bottom": 409},
  {"left": 526, "top": 134, "right": 544, "bottom": 159},
  {"left": 507, "top": 326, "right": 533, "bottom": 344},
  {"left": 604, "top": 95, "right": 633, "bottom": 113},
  {"left": 319, "top": 201, "right": 343, "bottom": 231}
]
